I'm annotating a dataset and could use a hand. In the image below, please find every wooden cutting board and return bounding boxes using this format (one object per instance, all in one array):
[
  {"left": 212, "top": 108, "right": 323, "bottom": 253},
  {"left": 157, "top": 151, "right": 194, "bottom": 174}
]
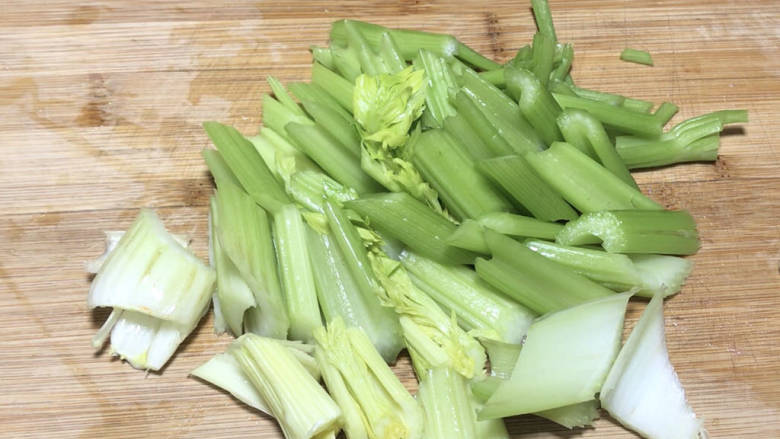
[{"left": 1, "top": 0, "right": 778, "bottom": 437}]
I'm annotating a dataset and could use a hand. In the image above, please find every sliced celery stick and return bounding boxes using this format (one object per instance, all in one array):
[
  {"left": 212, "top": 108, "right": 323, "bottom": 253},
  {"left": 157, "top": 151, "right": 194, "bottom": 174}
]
[
  {"left": 274, "top": 204, "right": 322, "bottom": 342},
  {"left": 418, "top": 368, "right": 479, "bottom": 438},
  {"left": 479, "top": 337, "right": 521, "bottom": 379},
  {"left": 247, "top": 127, "right": 322, "bottom": 186},
  {"left": 401, "top": 251, "right": 535, "bottom": 344},
  {"left": 505, "top": 66, "right": 562, "bottom": 145},
  {"left": 600, "top": 294, "right": 705, "bottom": 439},
  {"left": 550, "top": 43, "right": 573, "bottom": 83},
  {"left": 331, "top": 43, "right": 363, "bottom": 82},
  {"left": 202, "top": 149, "right": 242, "bottom": 188},
  {"left": 475, "top": 231, "right": 613, "bottom": 315},
  {"left": 531, "top": 0, "right": 557, "bottom": 42},
  {"left": 379, "top": 32, "right": 407, "bottom": 74},
  {"left": 287, "top": 170, "right": 357, "bottom": 214},
  {"left": 653, "top": 101, "right": 679, "bottom": 125},
  {"left": 266, "top": 76, "right": 306, "bottom": 117},
  {"left": 556, "top": 210, "right": 700, "bottom": 255},
  {"left": 314, "top": 319, "right": 423, "bottom": 439},
  {"left": 232, "top": 334, "right": 342, "bottom": 438},
  {"left": 479, "top": 292, "right": 632, "bottom": 419},
  {"left": 478, "top": 212, "right": 563, "bottom": 240},
  {"left": 451, "top": 91, "right": 514, "bottom": 156},
  {"left": 631, "top": 254, "right": 693, "bottom": 298},
  {"left": 300, "top": 99, "right": 361, "bottom": 157},
  {"left": 346, "top": 192, "right": 477, "bottom": 265},
  {"left": 310, "top": 45, "right": 334, "bottom": 70},
  {"left": 477, "top": 155, "right": 578, "bottom": 221},
  {"left": 536, "top": 401, "right": 600, "bottom": 429},
  {"left": 344, "top": 19, "right": 385, "bottom": 75},
  {"left": 441, "top": 111, "right": 495, "bottom": 161},
  {"left": 414, "top": 49, "right": 458, "bottom": 127},
  {"left": 447, "top": 219, "right": 491, "bottom": 254},
  {"left": 311, "top": 62, "right": 354, "bottom": 111},
  {"left": 525, "top": 142, "right": 663, "bottom": 212},
  {"left": 553, "top": 92, "right": 663, "bottom": 137},
  {"left": 620, "top": 48, "right": 654, "bottom": 66},
  {"left": 529, "top": 32, "right": 556, "bottom": 86},
  {"left": 288, "top": 82, "right": 351, "bottom": 119},
  {"left": 410, "top": 129, "right": 513, "bottom": 220},
  {"left": 85, "top": 230, "right": 190, "bottom": 275},
  {"left": 191, "top": 352, "right": 269, "bottom": 414},
  {"left": 203, "top": 121, "right": 291, "bottom": 214},
  {"left": 261, "top": 93, "right": 314, "bottom": 140}
]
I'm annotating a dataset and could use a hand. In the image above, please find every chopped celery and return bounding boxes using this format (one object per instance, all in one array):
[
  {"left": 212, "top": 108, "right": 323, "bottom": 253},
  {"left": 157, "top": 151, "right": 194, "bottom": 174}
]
[
  {"left": 413, "top": 50, "right": 457, "bottom": 127},
  {"left": 451, "top": 92, "right": 514, "bottom": 156},
  {"left": 286, "top": 122, "right": 382, "bottom": 194},
  {"left": 231, "top": 334, "right": 342, "bottom": 438},
  {"left": 549, "top": 43, "right": 573, "bottom": 83},
  {"left": 314, "top": 319, "right": 423, "bottom": 439},
  {"left": 557, "top": 109, "right": 638, "bottom": 188},
  {"left": 620, "top": 48, "right": 654, "bottom": 66},
  {"left": 274, "top": 204, "right": 322, "bottom": 341},
  {"left": 311, "top": 62, "right": 355, "bottom": 111},
  {"left": 525, "top": 142, "right": 662, "bottom": 212},
  {"left": 531, "top": 0, "right": 557, "bottom": 42},
  {"left": 191, "top": 352, "right": 270, "bottom": 414},
  {"left": 478, "top": 212, "right": 563, "bottom": 240},
  {"left": 525, "top": 239, "right": 692, "bottom": 297},
  {"left": 479, "top": 338, "right": 521, "bottom": 379},
  {"left": 379, "top": 32, "right": 408, "bottom": 74},
  {"left": 267, "top": 76, "right": 307, "bottom": 117},
  {"left": 529, "top": 32, "right": 556, "bottom": 86},
  {"left": 288, "top": 82, "right": 351, "bottom": 119},
  {"left": 556, "top": 209, "right": 700, "bottom": 255},
  {"left": 476, "top": 155, "right": 578, "bottom": 221},
  {"left": 346, "top": 192, "right": 477, "bottom": 265},
  {"left": 418, "top": 368, "right": 478, "bottom": 438},
  {"left": 441, "top": 111, "right": 494, "bottom": 160},
  {"left": 300, "top": 99, "right": 361, "bottom": 157},
  {"left": 331, "top": 43, "right": 363, "bottom": 82},
  {"left": 536, "top": 401, "right": 600, "bottom": 429},
  {"left": 400, "top": 251, "right": 534, "bottom": 344},
  {"left": 343, "top": 20, "right": 387, "bottom": 75},
  {"left": 88, "top": 209, "right": 215, "bottom": 370},
  {"left": 261, "top": 93, "right": 314, "bottom": 140},
  {"left": 369, "top": 254, "right": 486, "bottom": 380},
  {"left": 247, "top": 127, "right": 322, "bottom": 186},
  {"left": 203, "top": 121, "right": 291, "bottom": 214},
  {"left": 475, "top": 231, "right": 614, "bottom": 315},
  {"left": 310, "top": 45, "right": 334, "bottom": 69},
  {"left": 214, "top": 180, "right": 288, "bottom": 338},
  {"left": 85, "top": 230, "right": 190, "bottom": 275},
  {"left": 600, "top": 294, "right": 705, "bottom": 438},
  {"left": 409, "top": 129, "right": 513, "bottom": 220},
  {"left": 652, "top": 101, "right": 680, "bottom": 125},
  {"left": 287, "top": 170, "right": 357, "bottom": 213},
  {"left": 553, "top": 92, "right": 663, "bottom": 137},
  {"left": 479, "top": 292, "right": 631, "bottom": 419},
  {"left": 505, "top": 66, "right": 563, "bottom": 145},
  {"left": 202, "top": 148, "right": 243, "bottom": 188},
  {"left": 446, "top": 219, "right": 491, "bottom": 253}
]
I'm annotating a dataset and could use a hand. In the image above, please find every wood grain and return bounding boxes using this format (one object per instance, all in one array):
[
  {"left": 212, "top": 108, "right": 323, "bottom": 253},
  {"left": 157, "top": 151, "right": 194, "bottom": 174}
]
[{"left": 0, "top": 1, "right": 778, "bottom": 437}]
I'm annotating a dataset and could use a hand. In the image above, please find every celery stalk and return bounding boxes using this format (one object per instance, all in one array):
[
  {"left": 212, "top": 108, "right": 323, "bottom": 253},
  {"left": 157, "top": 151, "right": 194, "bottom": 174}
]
[
  {"left": 549, "top": 43, "right": 573, "bottom": 83},
  {"left": 409, "top": 129, "right": 513, "bottom": 220},
  {"left": 202, "top": 149, "right": 242, "bottom": 188},
  {"left": 311, "top": 62, "right": 355, "bottom": 111},
  {"left": 346, "top": 192, "right": 477, "bottom": 265},
  {"left": 310, "top": 46, "right": 334, "bottom": 70},
  {"left": 536, "top": 401, "right": 601, "bottom": 429},
  {"left": 476, "top": 155, "right": 578, "bottom": 221},
  {"left": 652, "top": 101, "right": 680, "bottom": 125},
  {"left": 451, "top": 92, "right": 514, "bottom": 156},
  {"left": 232, "top": 334, "right": 342, "bottom": 438},
  {"left": 331, "top": 43, "right": 363, "bottom": 82},
  {"left": 314, "top": 319, "right": 424, "bottom": 439},
  {"left": 400, "top": 251, "right": 534, "bottom": 344},
  {"left": 620, "top": 48, "right": 654, "bottom": 66},
  {"left": 247, "top": 127, "right": 322, "bottom": 187},
  {"left": 418, "top": 368, "right": 479, "bottom": 438},
  {"left": 274, "top": 204, "right": 322, "bottom": 341},
  {"left": 441, "top": 111, "right": 495, "bottom": 160},
  {"left": 287, "top": 170, "right": 357, "bottom": 214},
  {"left": 267, "top": 76, "right": 307, "bottom": 117},
  {"left": 447, "top": 213, "right": 563, "bottom": 254},
  {"left": 475, "top": 231, "right": 614, "bottom": 315},
  {"left": 446, "top": 219, "right": 491, "bottom": 254},
  {"left": 553, "top": 92, "right": 663, "bottom": 137},
  {"left": 525, "top": 142, "right": 663, "bottom": 212},
  {"left": 203, "top": 121, "right": 291, "bottom": 214},
  {"left": 300, "top": 99, "right": 361, "bottom": 157},
  {"left": 479, "top": 292, "right": 631, "bottom": 419},
  {"left": 531, "top": 0, "right": 557, "bottom": 42},
  {"left": 288, "top": 82, "right": 351, "bottom": 118},
  {"left": 600, "top": 294, "right": 705, "bottom": 438},
  {"left": 529, "top": 32, "right": 556, "bottom": 86},
  {"left": 556, "top": 209, "right": 700, "bottom": 255},
  {"left": 379, "top": 32, "right": 407, "bottom": 74},
  {"left": 262, "top": 93, "right": 314, "bottom": 140},
  {"left": 414, "top": 50, "right": 458, "bottom": 128},
  {"left": 505, "top": 66, "right": 563, "bottom": 145},
  {"left": 191, "top": 352, "right": 270, "bottom": 414},
  {"left": 344, "top": 20, "right": 385, "bottom": 76}
]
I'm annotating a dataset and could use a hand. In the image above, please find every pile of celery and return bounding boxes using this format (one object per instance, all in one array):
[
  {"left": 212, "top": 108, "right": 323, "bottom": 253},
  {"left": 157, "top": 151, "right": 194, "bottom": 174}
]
[{"left": 86, "top": 0, "right": 745, "bottom": 437}]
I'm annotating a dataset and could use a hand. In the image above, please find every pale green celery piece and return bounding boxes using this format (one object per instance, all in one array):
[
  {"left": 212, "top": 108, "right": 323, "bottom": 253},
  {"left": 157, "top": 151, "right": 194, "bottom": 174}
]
[
  {"left": 479, "top": 292, "right": 632, "bottom": 419},
  {"left": 248, "top": 126, "right": 321, "bottom": 186},
  {"left": 203, "top": 121, "right": 292, "bottom": 214},
  {"left": 88, "top": 209, "right": 214, "bottom": 327},
  {"left": 476, "top": 155, "right": 578, "bottom": 222},
  {"left": 379, "top": 32, "right": 407, "bottom": 74},
  {"left": 525, "top": 142, "right": 663, "bottom": 213},
  {"left": 85, "top": 230, "right": 190, "bottom": 275},
  {"left": 556, "top": 209, "right": 700, "bottom": 255},
  {"left": 505, "top": 65, "right": 563, "bottom": 145},
  {"left": 477, "top": 68, "right": 504, "bottom": 87},
  {"left": 314, "top": 318, "right": 424, "bottom": 439},
  {"left": 331, "top": 43, "right": 363, "bottom": 82},
  {"left": 557, "top": 109, "right": 638, "bottom": 188},
  {"left": 202, "top": 149, "right": 243, "bottom": 188},
  {"left": 441, "top": 112, "right": 494, "bottom": 161},
  {"left": 418, "top": 368, "right": 479, "bottom": 439},
  {"left": 343, "top": 19, "right": 385, "bottom": 76},
  {"left": 470, "top": 376, "right": 503, "bottom": 404},
  {"left": 549, "top": 43, "right": 573, "bottom": 83},
  {"left": 653, "top": 101, "right": 679, "bottom": 125},
  {"left": 310, "top": 45, "right": 334, "bottom": 70},
  {"left": 214, "top": 180, "right": 288, "bottom": 339},
  {"left": 262, "top": 93, "right": 314, "bottom": 140},
  {"left": 631, "top": 254, "right": 693, "bottom": 298},
  {"left": 345, "top": 192, "right": 477, "bottom": 265},
  {"left": 478, "top": 338, "right": 521, "bottom": 379},
  {"left": 451, "top": 92, "right": 514, "bottom": 157},
  {"left": 267, "top": 76, "right": 306, "bottom": 116},
  {"left": 536, "top": 401, "right": 600, "bottom": 429},
  {"left": 620, "top": 48, "right": 654, "bottom": 66},
  {"left": 478, "top": 212, "right": 563, "bottom": 240},
  {"left": 369, "top": 254, "right": 486, "bottom": 380},
  {"left": 191, "top": 352, "right": 270, "bottom": 414},
  {"left": 311, "top": 62, "right": 355, "bottom": 111},
  {"left": 529, "top": 32, "right": 556, "bottom": 87},
  {"left": 210, "top": 196, "right": 255, "bottom": 336},
  {"left": 531, "top": 0, "right": 557, "bottom": 42},
  {"left": 475, "top": 231, "right": 614, "bottom": 315},
  {"left": 446, "top": 219, "right": 490, "bottom": 254},
  {"left": 300, "top": 99, "right": 361, "bottom": 157},
  {"left": 232, "top": 334, "right": 342, "bottom": 439},
  {"left": 553, "top": 92, "right": 663, "bottom": 137},
  {"left": 288, "top": 82, "right": 351, "bottom": 119},
  {"left": 274, "top": 204, "right": 322, "bottom": 342},
  {"left": 207, "top": 205, "right": 227, "bottom": 335},
  {"left": 409, "top": 129, "right": 513, "bottom": 220},
  {"left": 286, "top": 122, "right": 382, "bottom": 194},
  {"left": 414, "top": 49, "right": 458, "bottom": 128},
  {"left": 400, "top": 251, "right": 534, "bottom": 344},
  {"left": 287, "top": 170, "right": 358, "bottom": 214},
  {"left": 569, "top": 85, "right": 624, "bottom": 107},
  {"left": 600, "top": 294, "right": 705, "bottom": 438}
]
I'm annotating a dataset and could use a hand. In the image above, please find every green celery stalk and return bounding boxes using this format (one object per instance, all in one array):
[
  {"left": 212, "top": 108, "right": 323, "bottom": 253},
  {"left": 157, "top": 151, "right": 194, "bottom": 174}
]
[
  {"left": 557, "top": 109, "right": 638, "bottom": 188},
  {"left": 505, "top": 65, "right": 563, "bottom": 144},
  {"left": 569, "top": 85, "right": 624, "bottom": 107},
  {"left": 261, "top": 93, "right": 313, "bottom": 140},
  {"left": 441, "top": 111, "right": 495, "bottom": 160},
  {"left": 553, "top": 92, "right": 663, "bottom": 137},
  {"left": 414, "top": 50, "right": 458, "bottom": 128},
  {"left": 307, "top": 226, "right": 403, "bottom": 362},
  {"left": 267, "top": 76, "right": 307, "bottom": 117},
  {"left": 446, "top": 219, "right": 491, "bottom": 254},
  {"left": 273, "top": 204, "right": 322, "bottom": 342},
  {"left": 247, "top": 127, "right": 322, "bottom": 187},
  {"left": 314, "top": 319, "right": 424, "bottom": 438},
  {"left": 202, "top": 149, "right": 242, "bottom": 188},
  {"left": 191, "top": 351, "right": 269, "bottom": 414},
  {"left": 451, "top": 92, "right": 514, "bottom": 156},
  {"left": 525, "top": 142, "right": 663, "bottom": 212},
  {"left": 549, "top": 43, "right": 573, "bottom": 83},
  {"left": 400, "top": 251, "right": 535, "bottom": 344},
  {"left": 525, "top": 239, "right": 693, "bottom": 297},
  {"left": 232, "top": 334, "right": 342, "bottom": 438},
  {"left": 476, "top": 155, "right": 578, "bottom": 221},
  {"left": 343, "top": 19, "right": 385, "bottom": 76},
  {"left": 529, "top": 32, "right": 556, "bottom": 86},
  {"left": 620, "top": 48, "right": 654, "bottom": 66},
  {"left": 418, "top": 368, "right": 479, "bottom": 438},
  {"left": 331, "top": 43, "right": 363, "bottom": 82},
  {"left": 409, "top": 129, "right": 513, "bottom": 220},
  {"left": 463, "top": 89, "right": 544, "bottom": 155},
  {"left": 531, "top": 0, "right": 557, "bottom": 42},
  {"left": 203, "top": 122, "right": 292, "bottom": 214},
  {"left": 286, "top": 122, "right": 382, "bottom": 194},
  {"left": 556, "top": 209, "right": 700, "bottom": 255},
  {"left": 300, "top": 98, "right": 361, "bottom": 157},
  {"left": 477, "top": 68, "right": 504, "bottom": 87},
  {"left": 288, "top": 81, "right": 352, "bottom": 118},
  {"left": 379, "top": 32, "right": 407, "bottom": 74},
  {"left": 536, "top": 401, "right": 601, "bottom": 429},
  {"left": 346, "top": 192, "right": 477, "bottom": 265},
  {"left": 287, "top": 170, "right": 357, "bottom": 213},
  {"left": 479, "top": 292, "right": 631, "bottom": 419},
  {"left": 652, "top": 101, "right": 679, "bottom": 125},
  {"left": 311, "top": 62, "right": 355, "bottom": 111},
  {"left": 214, "top": 180, "right": 289, "bottom": 338},
  {"left": 310, "top": 45, "right": 334, "bottom": 70},
  {"left": 600, "top": 294, "right": 705, "bottom": 438},
  {"left": 475, "top": 231, "right": 613, "bottom": 315},
  {"left": 447, "top": 213, "right": 564, "bottom": 254}
]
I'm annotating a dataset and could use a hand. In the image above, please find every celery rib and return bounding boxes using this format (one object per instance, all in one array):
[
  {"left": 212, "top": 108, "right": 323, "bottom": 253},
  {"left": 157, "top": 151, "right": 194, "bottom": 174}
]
[
  {"left": 553, "top": 93, "right": 663, "bottom": 137},
  {"left": 620, "top": 48, "right": 654, "bottom": 66}
]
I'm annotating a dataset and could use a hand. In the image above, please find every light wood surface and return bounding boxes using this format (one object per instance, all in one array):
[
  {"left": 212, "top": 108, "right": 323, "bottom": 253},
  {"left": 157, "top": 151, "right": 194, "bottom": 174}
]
[{"left": 1, "top": 1, "right": 778, "bottom": 437}]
